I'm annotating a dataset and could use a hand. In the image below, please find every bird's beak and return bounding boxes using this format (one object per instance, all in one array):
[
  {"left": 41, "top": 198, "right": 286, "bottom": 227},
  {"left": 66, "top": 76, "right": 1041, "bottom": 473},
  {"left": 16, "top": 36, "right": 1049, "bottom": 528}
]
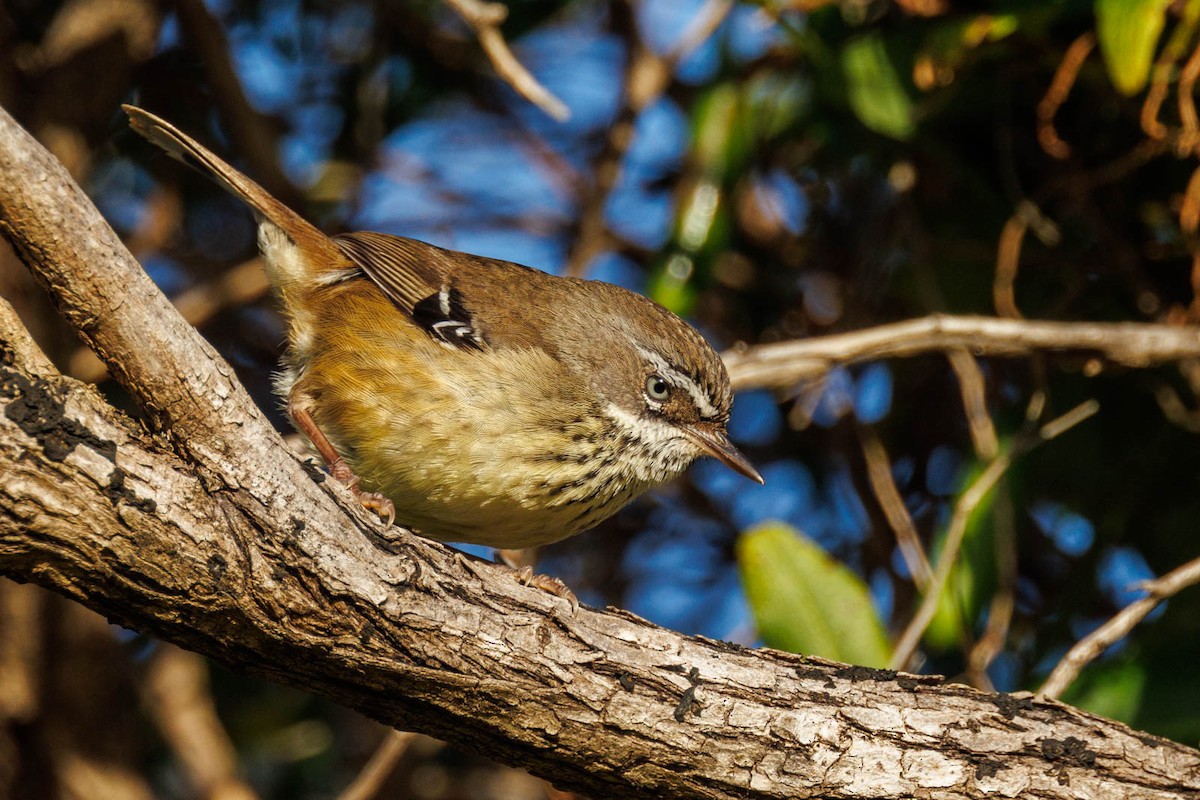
[{"left": 682, "top": 422, "right": 764, "bottom": 484}]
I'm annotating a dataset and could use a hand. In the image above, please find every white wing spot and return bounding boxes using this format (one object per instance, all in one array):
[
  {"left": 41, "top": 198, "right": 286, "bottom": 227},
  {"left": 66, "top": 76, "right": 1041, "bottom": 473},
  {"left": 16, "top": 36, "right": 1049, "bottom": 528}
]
[{"left": 313, "top": 267, "right": 361, "bottom": 286}]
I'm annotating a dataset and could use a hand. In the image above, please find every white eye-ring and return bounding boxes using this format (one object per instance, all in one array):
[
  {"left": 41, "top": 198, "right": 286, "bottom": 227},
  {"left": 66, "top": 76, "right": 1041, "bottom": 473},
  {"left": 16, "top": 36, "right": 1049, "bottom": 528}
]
[{"left": 645, "top": 374, "right": 670, "bottom": 402}]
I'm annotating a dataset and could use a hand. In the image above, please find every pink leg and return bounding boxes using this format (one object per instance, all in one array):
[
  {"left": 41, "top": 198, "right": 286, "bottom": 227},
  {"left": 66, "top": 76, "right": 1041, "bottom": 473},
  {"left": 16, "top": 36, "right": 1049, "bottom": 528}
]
[{"left": 288, "top": 392, "right": 395, "bottom": 526}]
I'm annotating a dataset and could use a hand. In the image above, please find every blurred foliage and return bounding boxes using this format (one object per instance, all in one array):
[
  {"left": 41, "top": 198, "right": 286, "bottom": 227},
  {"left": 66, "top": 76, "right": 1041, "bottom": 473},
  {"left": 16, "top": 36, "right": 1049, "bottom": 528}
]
[
  {"left": 1096, "top": 0, "right": 1173, "bottom": 95},
  {"left": 5, "top": 0, "right": 1200, "bottom": 796},
  {"left": 738, "top": 522, "right": 892, "bottom": 666},
  {"left": 840, "top": 32, "right": 916, "bottom": 140},
  {"left": 924, "top": 451, "right": 1004, "bottom": 652}
]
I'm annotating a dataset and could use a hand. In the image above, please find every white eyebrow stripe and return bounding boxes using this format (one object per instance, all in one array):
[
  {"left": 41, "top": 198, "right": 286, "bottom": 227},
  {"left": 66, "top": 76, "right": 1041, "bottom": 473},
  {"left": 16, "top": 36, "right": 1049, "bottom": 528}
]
[{"left": 633, "top": 343, "right": 719, "bottom": 419}]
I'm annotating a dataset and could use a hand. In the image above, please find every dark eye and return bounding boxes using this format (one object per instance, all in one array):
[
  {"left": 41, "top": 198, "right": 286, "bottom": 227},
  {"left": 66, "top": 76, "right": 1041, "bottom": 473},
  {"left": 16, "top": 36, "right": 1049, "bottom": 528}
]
[{"left": 645, "top": 374, "right": 670, "bottom": 401}]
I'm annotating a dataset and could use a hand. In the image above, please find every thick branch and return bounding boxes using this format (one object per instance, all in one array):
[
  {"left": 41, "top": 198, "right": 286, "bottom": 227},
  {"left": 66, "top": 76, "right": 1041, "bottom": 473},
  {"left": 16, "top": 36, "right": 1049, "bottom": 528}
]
[
  {"left": 2, "top": 106, "right": 1200, "bottom": 798},
  {"left": 2, "top": 326, "right": 1197, "bottom": 799},
  {"left": 724, "top": 315, "right": 1200, "bottom": 391}
]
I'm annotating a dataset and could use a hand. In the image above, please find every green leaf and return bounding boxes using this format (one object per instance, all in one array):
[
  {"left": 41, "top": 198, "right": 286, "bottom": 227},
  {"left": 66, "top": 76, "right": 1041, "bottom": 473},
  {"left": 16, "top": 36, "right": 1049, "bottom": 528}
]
[
  {"left": 1096, "top": 0, "right": 1171, "bottom": 95},
  {"left": 840, "top": 33, "right": 916, "bottom": 140},
  {"left": 738, "top": 522, "right": 892, "bottom": 667}
]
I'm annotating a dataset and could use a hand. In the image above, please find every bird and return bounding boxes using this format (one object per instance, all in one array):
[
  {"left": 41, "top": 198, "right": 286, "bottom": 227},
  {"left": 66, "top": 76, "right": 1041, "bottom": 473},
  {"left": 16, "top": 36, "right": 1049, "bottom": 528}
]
[{"left": 124, "top": 105, "right": 762, "bottom": 553}]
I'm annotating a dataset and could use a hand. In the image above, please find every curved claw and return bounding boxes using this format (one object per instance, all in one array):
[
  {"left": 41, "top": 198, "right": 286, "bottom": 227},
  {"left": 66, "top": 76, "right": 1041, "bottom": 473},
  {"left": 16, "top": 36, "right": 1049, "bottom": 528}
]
[
  {"left": 514, "top": 566, "right": 579, "bottom": 613},
  {"left": 356, "top": 490, "right": 396, "bottom": 528},
  {"left": 326, "top": 458, "right": 395, "bottom": 526}
]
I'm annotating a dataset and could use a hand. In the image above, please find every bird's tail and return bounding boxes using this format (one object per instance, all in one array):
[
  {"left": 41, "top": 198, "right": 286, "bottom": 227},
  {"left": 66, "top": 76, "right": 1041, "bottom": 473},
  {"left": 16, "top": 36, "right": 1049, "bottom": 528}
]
[{"left": 123, "top": 105, "right": 345, "bottom": 293}]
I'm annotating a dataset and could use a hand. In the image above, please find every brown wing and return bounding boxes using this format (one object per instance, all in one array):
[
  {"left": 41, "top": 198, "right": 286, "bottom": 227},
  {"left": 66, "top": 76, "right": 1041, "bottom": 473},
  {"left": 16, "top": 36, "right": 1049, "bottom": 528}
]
[
  {"left": 333, "top": 232, "right": 445, "bottom": 311},
  {"left": 334, "top": 231, "right": 487, "bottom": 350},
  {"left": 333, "top": 230, "right": 572, "bottom": 354}
]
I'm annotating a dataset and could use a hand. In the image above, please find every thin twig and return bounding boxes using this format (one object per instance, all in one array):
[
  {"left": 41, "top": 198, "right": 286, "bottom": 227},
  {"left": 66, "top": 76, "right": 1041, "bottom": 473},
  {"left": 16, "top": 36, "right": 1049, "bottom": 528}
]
[
  {"left": 143, "top": 646, "right": 259, "bottom": 800},
  {"left": 889, "top": 400, "right": 1099, "bottom": 670},
  {"left": 722, "top": 315, "right": 1200, "bottom": 392},
  {"left": 174, "top": 0, "right": 307, "bottom": 209},
  {"left": 993, "top": 201, "right": 1058, "bottom": 320},
  {"left": 1036, "top": 33, "right": 1094, "bottom": 160},
  {"left": 1155, "top": 378, "right": 1200, "bottom": 431},
  {"left": 946, "top": 348, "right": 999, "bottom": 460},
  {"left": 1143, "top": 0, "right": 1200, "bottom": 142},
  {"left": 1180, "top": 42, "right": 1200, "bottom": 136},
  {"left": 442, "top": 0, "right": 570, "bottom": 121},
  {"left": 1037, "top": 399, "right": 1100, "bottom": 440},
  {"left": 563, "top": 0, "right": 734, "bottom": 276},
  {"left": 1070, "top": 138, "right": 1170, "bottom": 195},
  {"left": 858, "top": 428, "right": 933, "bottom": 591},
  {"left": 336, "top": 730, "right": 420, "bottom": 800},
  {"left": 668, "top": 0, "right": 734, "bottom": 63},
  {"left": 1039, "top": 554, "right": 1200, "bottom": 700},
  {"left": 1182, "top": 165, "right": 1200, "bottom": 236},
  {"left": 946, "top": 345, "right": 1005, "bottom": 686},
  {"left": 563, "top": 4, "right": 648, "bottom": 277},
  {"left": 889, "top": 448, "right": 1013, "bottom": 670},
  {"left": 1141, "top": 52, "right": 1173, "bottom": 141},
  {"left": 965, "top": 491, "right": 1017, "bottom": 689}
]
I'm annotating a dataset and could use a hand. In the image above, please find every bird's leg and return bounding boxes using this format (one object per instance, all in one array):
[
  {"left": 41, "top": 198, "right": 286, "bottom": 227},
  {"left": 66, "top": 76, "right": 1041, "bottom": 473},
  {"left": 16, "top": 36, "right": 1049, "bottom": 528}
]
[{"left": 288, "top": 392, "right": 395, "bottom": 526}]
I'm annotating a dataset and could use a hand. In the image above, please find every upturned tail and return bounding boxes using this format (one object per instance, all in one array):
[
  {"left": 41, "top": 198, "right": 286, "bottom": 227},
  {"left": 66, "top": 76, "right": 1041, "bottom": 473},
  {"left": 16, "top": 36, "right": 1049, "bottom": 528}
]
[{"left": 122, "top": 105, "right": 346, "bottom": 296}]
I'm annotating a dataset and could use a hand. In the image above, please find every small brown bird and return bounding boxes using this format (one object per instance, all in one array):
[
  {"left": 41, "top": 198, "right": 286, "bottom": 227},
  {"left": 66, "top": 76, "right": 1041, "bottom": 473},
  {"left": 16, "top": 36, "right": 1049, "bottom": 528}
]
[{"left": 124, "top": 105, "right": 761, "bottom": 550}]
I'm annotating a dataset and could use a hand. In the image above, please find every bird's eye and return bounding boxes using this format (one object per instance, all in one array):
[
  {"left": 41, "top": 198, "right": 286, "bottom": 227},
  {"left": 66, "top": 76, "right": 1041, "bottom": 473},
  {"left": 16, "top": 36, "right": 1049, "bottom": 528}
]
[{"left": 645, "top": 374, "right": 670, "bottom": 401}]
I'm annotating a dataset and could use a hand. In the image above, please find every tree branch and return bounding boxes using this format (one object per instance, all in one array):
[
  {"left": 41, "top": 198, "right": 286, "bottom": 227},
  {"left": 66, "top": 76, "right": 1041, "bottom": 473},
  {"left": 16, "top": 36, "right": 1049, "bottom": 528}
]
[
  {"left": 563, "top": 0, "right": 732, "bottom": 276},
  {"left": 1040, "top": 555, "right": 1200, "bottom": 700},
  {"left": 2, "top": 106, "right": 1200, "bottom": 799},
  {"left": 724, "top": 315, "right": 1200, "bottom": 391},
  {"left": 442, "top": 0, "right": 570, "bottom": 121}
]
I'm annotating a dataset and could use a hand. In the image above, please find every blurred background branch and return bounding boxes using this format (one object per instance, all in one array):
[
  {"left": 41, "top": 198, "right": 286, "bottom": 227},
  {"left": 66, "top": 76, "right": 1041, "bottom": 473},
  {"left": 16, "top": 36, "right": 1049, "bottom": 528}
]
[
  {"left": 442, "top": 0, "right": 570, "bottom": 121},
  {"left": 724, "top": 316, "right": 1200, "bottom": 390},
  {"left": 1040, "top": 554, "right": 1200, "bottom": 701}
]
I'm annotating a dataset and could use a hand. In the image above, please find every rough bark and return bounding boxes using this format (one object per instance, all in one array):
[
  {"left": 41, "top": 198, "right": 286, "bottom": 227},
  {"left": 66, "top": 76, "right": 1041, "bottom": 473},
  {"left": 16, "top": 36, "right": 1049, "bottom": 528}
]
[{"left": 2, "top": 104, "right": 1199, "bottom": 799}]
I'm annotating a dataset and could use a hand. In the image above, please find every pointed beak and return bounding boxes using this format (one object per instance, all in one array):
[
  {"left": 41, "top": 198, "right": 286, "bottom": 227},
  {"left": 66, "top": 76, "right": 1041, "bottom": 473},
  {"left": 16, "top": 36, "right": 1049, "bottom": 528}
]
[{"left": 682, "top": 422, "right": 764, "bottom": 484}]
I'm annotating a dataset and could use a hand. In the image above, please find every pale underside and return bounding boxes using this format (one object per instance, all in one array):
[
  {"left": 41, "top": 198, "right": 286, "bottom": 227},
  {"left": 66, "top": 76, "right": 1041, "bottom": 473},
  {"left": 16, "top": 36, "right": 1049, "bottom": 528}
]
[{"left": 285, "top": 278, "right": 703, "bottom": 549}]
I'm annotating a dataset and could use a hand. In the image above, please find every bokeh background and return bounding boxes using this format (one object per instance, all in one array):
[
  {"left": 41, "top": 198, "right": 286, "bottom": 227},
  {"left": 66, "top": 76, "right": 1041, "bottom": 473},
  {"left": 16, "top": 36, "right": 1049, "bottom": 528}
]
[{"left": 3, "top": 0, "right": 1200, "bottom": 797}]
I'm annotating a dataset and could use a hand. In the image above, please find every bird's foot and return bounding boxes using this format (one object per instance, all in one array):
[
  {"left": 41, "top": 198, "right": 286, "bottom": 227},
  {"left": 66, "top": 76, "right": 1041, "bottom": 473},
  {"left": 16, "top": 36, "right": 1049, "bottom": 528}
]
[
  {"left": 454, "top": 553, "right": 579, "bottom": 612},
  {"left": 329, "top": 458, "right": 395, "bottom": 527},
  {"left": 513, "top": 566, "right": 579, "bottom": 613}
]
